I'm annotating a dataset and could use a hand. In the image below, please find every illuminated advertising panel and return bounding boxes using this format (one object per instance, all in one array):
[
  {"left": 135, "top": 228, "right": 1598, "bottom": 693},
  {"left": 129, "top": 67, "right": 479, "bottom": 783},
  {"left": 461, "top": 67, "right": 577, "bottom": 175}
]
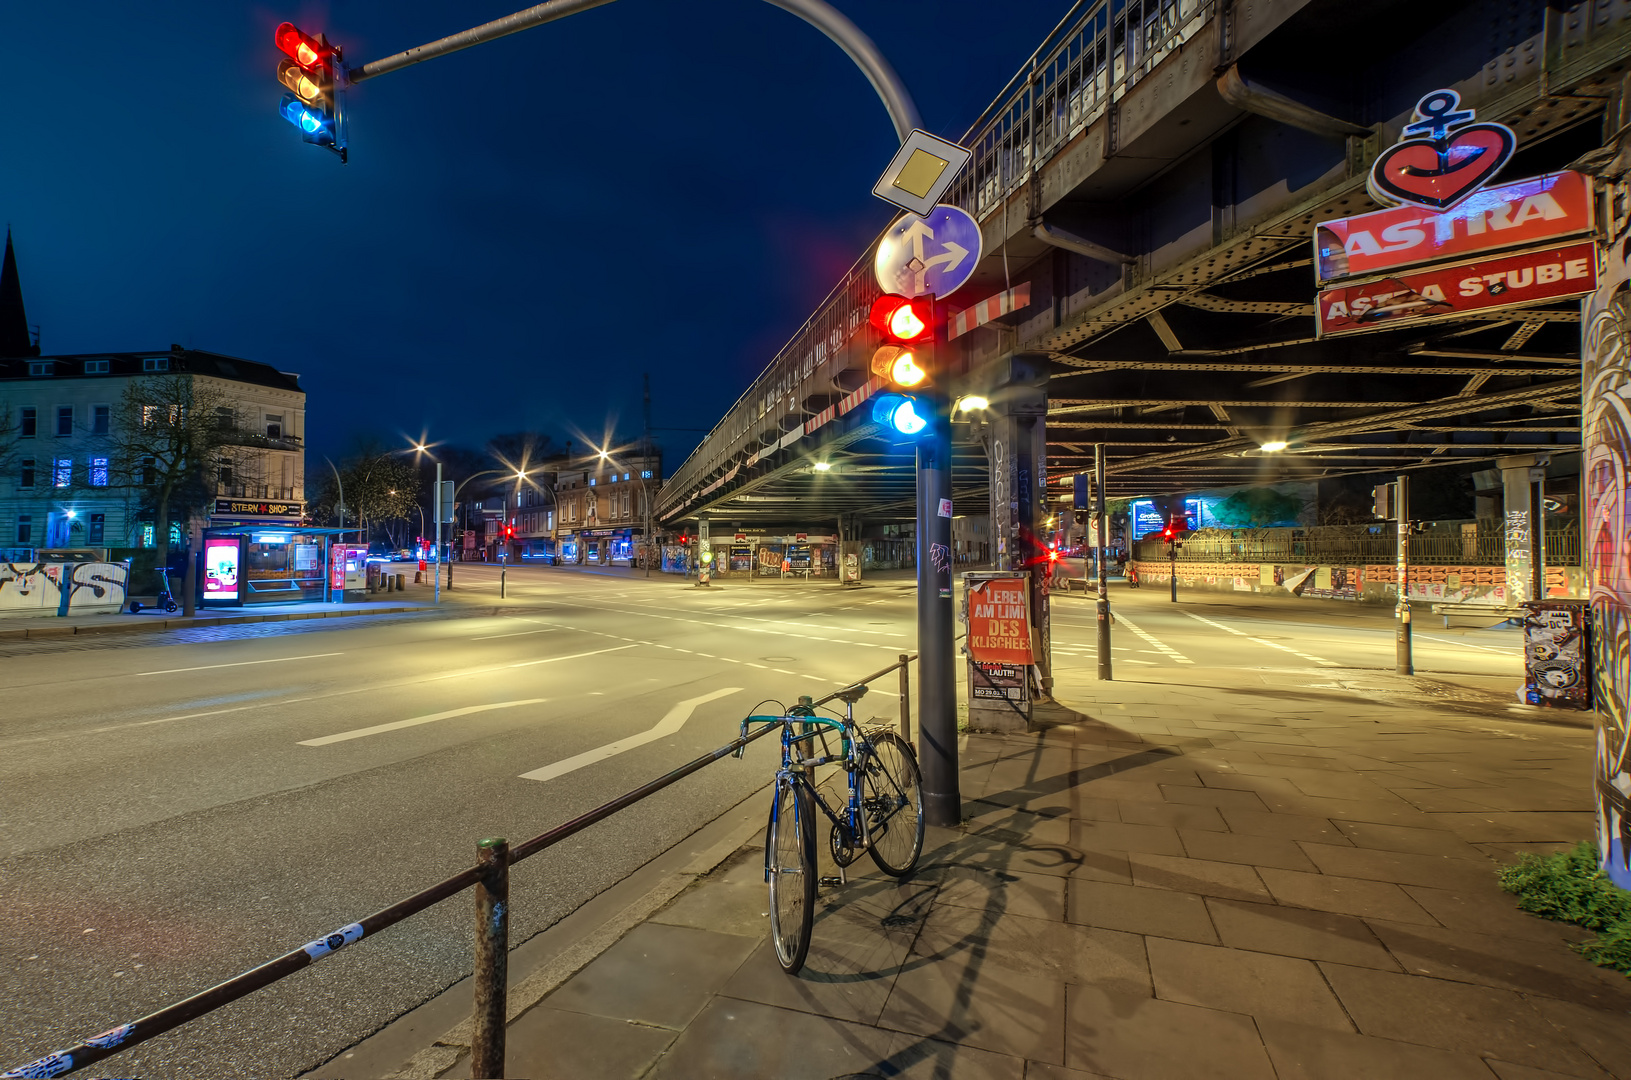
[
  {"left": 1130, "top": 500, "right": 1164, "bottom": 539},
  {"left": 1316, "top": 171, "right": 1591, "bottom": 285},
  {"left": 1316, "top": 241, "right": 1597, "bottom": 338},
  {"left": 203, "top": 537, "right": 241, "bottom": 602}
]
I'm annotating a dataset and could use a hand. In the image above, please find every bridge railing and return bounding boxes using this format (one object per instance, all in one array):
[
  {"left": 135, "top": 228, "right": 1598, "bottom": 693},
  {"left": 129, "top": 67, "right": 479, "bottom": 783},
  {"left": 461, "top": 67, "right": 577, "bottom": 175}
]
[{"left": 1131, "top": 522, "right": 1583, "bottom": 567}]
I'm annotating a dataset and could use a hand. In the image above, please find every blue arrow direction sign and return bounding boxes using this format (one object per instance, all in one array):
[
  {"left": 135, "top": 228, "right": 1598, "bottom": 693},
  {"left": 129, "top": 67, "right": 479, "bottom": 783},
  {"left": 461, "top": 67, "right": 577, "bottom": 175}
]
[{"left": 874, "top": 204, "right": 984, "bottom": 299}]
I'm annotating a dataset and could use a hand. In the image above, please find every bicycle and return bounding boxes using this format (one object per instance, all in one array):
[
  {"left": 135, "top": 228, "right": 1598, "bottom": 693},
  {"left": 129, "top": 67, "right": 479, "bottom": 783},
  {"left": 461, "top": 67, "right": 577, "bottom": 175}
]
[{"left": 738, "top": 684, "right": 925, "bottom": 975}]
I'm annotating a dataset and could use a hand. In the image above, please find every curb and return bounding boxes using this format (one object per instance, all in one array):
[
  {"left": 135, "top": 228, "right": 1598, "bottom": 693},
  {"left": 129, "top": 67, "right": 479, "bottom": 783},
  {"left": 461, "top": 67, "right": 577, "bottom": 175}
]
[
  {"left": 0, "top": 603, "right": 434, "bottom": 641},
  {"left": 380, "top": 795, "right": 769, "bottom": 1080}
]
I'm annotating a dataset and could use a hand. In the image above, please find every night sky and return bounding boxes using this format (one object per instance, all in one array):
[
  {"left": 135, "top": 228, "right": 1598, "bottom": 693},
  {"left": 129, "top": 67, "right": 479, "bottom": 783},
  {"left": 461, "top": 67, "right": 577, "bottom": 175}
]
[{"left": 2, "top": 1, "right": 1066, "bottom": 467}]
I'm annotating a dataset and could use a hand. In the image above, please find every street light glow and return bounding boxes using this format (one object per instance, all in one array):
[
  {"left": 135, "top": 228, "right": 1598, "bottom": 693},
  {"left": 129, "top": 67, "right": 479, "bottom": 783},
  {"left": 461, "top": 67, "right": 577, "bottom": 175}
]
[
  {"left": 1260, "top": 440, "right": 1289, "bottom": 453},
  {"left": 957, "top": 395, "right": 990, "bottom": 412},
  {"left": 813, "top": 461, "right": 832, "bottom": 471}
]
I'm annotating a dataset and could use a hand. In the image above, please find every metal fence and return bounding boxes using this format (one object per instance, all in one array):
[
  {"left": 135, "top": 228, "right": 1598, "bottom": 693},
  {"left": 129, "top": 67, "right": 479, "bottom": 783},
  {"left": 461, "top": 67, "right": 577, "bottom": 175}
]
[
  {"left": 4, "top": 658, "right": 917, "bottom": 1080},
  {"left": 1132, "top": 521, "right": 1582, "bottom": 567},
  {"left": 657, "top": 0, "right": 1215, "bottom": 517}
]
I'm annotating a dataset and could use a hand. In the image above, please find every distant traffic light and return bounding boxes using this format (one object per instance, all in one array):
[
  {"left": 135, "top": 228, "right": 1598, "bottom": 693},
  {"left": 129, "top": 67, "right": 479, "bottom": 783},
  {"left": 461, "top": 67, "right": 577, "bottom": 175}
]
[
  {"left": 1159, "top": 520, "right": 1182, "bottom": 544},
  {"left": 274, "top": 21, "right": 346, "bottom": 161},
  {"left": 869, "top": 294, "right": 934, "bottom": 390}
]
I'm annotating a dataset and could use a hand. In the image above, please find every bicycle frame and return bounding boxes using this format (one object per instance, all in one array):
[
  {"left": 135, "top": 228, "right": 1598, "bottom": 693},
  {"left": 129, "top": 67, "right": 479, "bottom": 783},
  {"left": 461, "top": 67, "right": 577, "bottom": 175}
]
[{"left": 741, "top": 704, "right": 889, "bottom": 884}]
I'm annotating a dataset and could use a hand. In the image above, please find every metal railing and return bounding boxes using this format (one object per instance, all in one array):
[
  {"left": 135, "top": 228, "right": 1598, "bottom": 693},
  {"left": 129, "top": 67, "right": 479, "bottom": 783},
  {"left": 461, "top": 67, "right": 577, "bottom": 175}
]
[
  {"left": 656, "top": 0, "right": 1215, "bottom": 517},
  {"left": 1132, "top": 522, "right": 1583, "bottom": 567},
  {"left": 4, "top": 657, "right": 918, "bottom": 1080}
]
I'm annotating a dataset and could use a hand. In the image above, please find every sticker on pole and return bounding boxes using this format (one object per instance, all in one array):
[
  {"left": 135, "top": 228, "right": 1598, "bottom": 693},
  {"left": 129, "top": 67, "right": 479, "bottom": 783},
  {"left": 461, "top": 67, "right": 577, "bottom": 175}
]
[
  {"left": 938, "top": 498, "right": 953, "bottom": 518},
  {"left": 875, "top": 204, "right": 983, "bottom": 299}
]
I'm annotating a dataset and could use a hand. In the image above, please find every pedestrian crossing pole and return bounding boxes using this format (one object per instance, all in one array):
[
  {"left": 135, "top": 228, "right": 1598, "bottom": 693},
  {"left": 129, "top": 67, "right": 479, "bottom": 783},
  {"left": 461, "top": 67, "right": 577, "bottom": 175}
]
[
  {"left": 1095, "top": 444, "right": 1112, "bottom": 681},
  {"left": 1396, "top": 474, "right": 1413, "bottom": 675}
]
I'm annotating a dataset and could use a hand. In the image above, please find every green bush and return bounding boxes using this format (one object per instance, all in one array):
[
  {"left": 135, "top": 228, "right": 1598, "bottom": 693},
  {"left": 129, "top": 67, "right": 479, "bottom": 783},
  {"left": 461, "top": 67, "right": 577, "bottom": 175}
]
[{"left": 1499, "top": 842, "right": 1631, "bottom": 975}]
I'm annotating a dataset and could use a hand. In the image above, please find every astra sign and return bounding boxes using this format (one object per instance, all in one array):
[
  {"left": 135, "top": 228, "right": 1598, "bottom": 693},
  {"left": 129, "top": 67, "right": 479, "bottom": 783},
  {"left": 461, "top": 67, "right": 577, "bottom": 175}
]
[
  {"left": 1316, "top": 241, "right": 1597, "bottom": 337},
  {"left": 1316, "top": 171, "right": 1592, "bottom": 285}
]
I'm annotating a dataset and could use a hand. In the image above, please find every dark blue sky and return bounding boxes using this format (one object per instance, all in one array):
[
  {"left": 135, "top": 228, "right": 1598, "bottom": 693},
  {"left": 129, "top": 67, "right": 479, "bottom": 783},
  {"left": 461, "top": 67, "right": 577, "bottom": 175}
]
[{"left": 2, "top": 1, "right": 1066, "bottom": 467}]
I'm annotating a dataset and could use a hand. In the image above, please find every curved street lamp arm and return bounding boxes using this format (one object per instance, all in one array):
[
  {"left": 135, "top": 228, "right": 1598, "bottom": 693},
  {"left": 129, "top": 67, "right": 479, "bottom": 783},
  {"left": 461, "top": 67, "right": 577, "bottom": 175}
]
[{"left": 347, "top": 0, "right": 921, "bottom": 142}]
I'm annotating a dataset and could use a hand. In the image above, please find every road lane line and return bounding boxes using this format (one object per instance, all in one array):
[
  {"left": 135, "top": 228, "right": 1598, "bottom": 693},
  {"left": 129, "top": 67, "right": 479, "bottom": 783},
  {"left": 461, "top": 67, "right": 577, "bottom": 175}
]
[
  {"left": 518, "top": 687, "right": 743, "bottom": 782},
  {"left": 471, "top": 629, "right": 559, "bottom": 640},
  {"left": 1417, "top": 633, "right": 1511, "bottom": 654},
  {"left": 510, "top": 645, "right": 638, "bottom": 668},
  {"left": 1112, "top": 613, "right": 1192, "bottom": 664},
  {"left": 1248, "top": 636, "right": 1339, "bottom": 666},
  {"left": 1181, "top": 611, "right": 1248, "bottom": 636},
  {"left": 135, "top": 652, "right": 343, "bottom": 676},
  {"left": 299, "top": 699, "right": 550, "bottom": 746}
]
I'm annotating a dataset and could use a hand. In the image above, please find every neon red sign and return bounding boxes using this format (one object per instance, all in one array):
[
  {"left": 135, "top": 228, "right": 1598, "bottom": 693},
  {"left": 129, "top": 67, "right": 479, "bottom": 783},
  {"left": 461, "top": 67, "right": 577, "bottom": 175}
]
[{"left": 1316, "top": 170, "right": 1592, "bottom": 284}]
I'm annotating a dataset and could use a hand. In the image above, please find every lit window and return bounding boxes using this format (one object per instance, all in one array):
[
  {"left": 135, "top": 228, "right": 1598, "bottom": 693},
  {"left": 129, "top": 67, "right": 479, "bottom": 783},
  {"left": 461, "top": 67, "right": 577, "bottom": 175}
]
[
  {"left": 90, "top": 457, "right": 109, "bottom": 486},
  {"left": 641, "top": 470, "right": 653, "bottom": 479},
  {"left": 623, "top": 473, "right": 630, "bottom": 481},
  {"left": 589, "top": 478, "right": 596, "bottom": 486},
  {"left": 54, "top": 458, "right": 72, "bottom": 487},
  {"left": 141, "top": 523, "right": 155, "bottom": 548}
]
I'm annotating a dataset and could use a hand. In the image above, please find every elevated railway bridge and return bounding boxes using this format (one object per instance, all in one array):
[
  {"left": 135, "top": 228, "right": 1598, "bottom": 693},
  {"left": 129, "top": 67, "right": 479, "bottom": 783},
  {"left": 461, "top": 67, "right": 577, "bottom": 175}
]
[{"left": 656, "top": 0, "right": 1627, "bottom": 576}]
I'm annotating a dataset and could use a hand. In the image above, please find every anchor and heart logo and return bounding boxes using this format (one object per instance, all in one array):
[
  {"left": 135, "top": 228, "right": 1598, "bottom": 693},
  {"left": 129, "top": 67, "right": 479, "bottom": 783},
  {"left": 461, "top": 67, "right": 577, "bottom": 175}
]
[{"left": 1368, "top": 89, "right": 1516, "bottom": 211}]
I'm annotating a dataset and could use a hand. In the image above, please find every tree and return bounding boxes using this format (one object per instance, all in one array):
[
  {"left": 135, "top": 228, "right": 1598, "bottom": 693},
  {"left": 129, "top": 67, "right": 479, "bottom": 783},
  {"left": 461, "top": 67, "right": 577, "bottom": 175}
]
[
  {"left": 309, "top": 444, "right": 420, "bottom": 545},
  {"left": 110, "top": 373, "right": 240, "bottom": 566}
]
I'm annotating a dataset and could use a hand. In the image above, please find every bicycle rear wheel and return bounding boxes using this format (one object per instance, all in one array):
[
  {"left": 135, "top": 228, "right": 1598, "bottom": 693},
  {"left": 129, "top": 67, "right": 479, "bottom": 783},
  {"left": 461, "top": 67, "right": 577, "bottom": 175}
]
[
  {"left": 863, "top": 732, "right": 924, "bottom": 877},
  {"left": 766, "top": 777, "right": 815, "bottom": 974}
]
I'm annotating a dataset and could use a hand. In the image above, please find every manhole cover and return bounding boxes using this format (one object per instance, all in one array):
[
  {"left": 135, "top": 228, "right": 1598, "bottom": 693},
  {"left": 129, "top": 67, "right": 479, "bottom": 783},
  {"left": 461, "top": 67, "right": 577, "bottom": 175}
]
[{"left": 762, "top": 656, "right": 797, "bottom": 662}]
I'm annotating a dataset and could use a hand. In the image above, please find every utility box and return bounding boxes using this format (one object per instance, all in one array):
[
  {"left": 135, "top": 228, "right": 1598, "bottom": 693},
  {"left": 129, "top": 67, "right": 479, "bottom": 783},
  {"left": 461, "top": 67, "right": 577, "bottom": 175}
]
[
  {"left": 961, "top": 571, "right": 1034, "bottom": 732},
  {"left": 1521, "top": 599, "right": 1590, "bottom": 709}
]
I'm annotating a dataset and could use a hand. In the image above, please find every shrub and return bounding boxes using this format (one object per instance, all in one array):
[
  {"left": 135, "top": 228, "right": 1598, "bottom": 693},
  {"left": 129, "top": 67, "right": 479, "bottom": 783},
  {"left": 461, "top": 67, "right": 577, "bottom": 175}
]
[{"left": 1499, "top": 841, "right": 1631, "bottom": 975}]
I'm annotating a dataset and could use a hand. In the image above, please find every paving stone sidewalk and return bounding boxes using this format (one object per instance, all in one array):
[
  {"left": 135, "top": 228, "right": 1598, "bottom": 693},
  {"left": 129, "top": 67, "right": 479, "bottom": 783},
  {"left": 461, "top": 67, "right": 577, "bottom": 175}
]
[{"left": 429, "top": 663, "right": 1628, "bottom": 1080}]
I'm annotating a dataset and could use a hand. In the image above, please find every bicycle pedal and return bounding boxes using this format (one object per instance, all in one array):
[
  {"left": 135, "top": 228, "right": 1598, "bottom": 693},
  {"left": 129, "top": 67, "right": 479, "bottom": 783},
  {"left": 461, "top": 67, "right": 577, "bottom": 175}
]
[{"left": 818, "top": 876, "right": 844, "bottom": 888}]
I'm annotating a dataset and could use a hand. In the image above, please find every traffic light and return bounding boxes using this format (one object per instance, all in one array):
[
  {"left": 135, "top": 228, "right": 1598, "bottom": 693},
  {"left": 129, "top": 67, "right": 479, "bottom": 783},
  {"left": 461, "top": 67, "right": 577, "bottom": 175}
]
[
  {"left": 869, "top": 294, "right": 934, "bottom": 389},
  {"left": 872, "top": 393, "right": 929, "bottom": 436},
  {"left": 1159, "top": 520, "right": 1183, "bottom": 545},
  {"left": 1372, "top": 483, "right": 1393, "bottom": 519},
  {"left": 275, "top": 21, "right": 346, "bottom": 160}
]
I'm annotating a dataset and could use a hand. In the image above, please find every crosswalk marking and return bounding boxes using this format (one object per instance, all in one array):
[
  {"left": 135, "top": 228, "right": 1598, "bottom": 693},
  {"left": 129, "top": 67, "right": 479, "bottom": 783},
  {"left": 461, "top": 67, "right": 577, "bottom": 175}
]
[{"left": 1112, "top": 612, "right": 1192, "bottom": 664}]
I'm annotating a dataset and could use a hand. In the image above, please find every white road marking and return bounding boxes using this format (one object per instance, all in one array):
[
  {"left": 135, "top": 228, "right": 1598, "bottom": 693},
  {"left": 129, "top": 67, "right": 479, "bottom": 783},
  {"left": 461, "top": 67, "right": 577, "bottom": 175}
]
[
  {"left": 518, "top": 687, "right": 742, "bottom": 782},
  {"left": 1180, "top": 610, "right": 1338, "bottom": 665},
  {"left": 471, "top": 628, "right": 559, "bottom": 640},
  {"left": 1417, "top": 633, "right": 1512, "bottom": 655},
  {"left": 1112, "top": 613, "right": 1192, "bottom": 664},
  {"left": 1122, "top": 658, "right": 1158, "bottom": 665},
  {"left": 135, "top": 652, "right": 343, "bottom": 676},
  {"left": 299, "top": 699, "right": 549, "bottom": 746},
  {"left": 1181, "top": 611, "right": 1248, "bottom": 636},
  {"left": 510, "top": 645, "right": 638, "bottom": 668}
]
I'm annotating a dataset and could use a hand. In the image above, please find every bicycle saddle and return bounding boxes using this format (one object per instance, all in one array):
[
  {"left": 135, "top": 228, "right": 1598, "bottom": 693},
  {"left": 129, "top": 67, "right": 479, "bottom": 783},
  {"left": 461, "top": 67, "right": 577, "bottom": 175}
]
[{"left": 833, "top": 685, "right": 870, "bottom": 704}]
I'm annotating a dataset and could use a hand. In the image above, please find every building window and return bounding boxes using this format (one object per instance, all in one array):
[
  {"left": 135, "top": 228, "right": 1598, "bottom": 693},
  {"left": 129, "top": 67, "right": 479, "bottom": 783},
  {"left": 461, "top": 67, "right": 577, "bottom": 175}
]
[
  {"left": 16, "top": 514, "right": 32, "bottom": 544},
  {"left": 215, "top": 406, "right": 235, "bottom": 431},
  {"left": 142, "top": 404, "right": 182, "bottom": 428},
  {"left": 623, "top": 473, "right": 630, "bottom": 481},
  {"left": 28, "top": 360, "right": 52, "bottom": 376},
  {"left": 141, "top": 456, "right": 156, "bottom": 486},
  {"left": 19, "top": 406, "right": 35, "bottom": 438},
  {"left": 54, "top": 458, "right": 72, "bottom": 487},
  {"left": 90, "top": 457, "right": 109, "bottom": 486},
  {"left": 143, "top": 357, "right": 169, "bottom": 372},
  {"left": 265, "top": 414, "right": 283, "bottom": 438},
  {"left": 56, "top": 405, "right": 73, "bottom": 436},
  {"left": 588, "top": 478, "right": 596, "bottom": 486},
  {"left": 19, "top": 458, "right": 35, "bottom": 488},
  {"left": 641, "top": 470, "right": 653, "bottom": 479},
  {"left": 92, "top": 404, "right": 110, "bottom": 434},
  {"left": 84, "top": 360, "right": 109, "bottom": 375},
  {"left": 140, "top": 523, "right": 155, "bottom": 548},
  {"left": 88, "top": 513, "right": 104, "bottom": 544},
  {"left": 218, "top": 458, "right": 233, "bottom": 489}
]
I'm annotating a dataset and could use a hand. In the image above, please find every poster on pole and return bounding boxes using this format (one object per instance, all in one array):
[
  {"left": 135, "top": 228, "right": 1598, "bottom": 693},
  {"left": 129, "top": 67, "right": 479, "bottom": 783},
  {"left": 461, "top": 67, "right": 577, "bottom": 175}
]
[{"left": 966, "top": 574, "right": 1035, "bottom": 665}]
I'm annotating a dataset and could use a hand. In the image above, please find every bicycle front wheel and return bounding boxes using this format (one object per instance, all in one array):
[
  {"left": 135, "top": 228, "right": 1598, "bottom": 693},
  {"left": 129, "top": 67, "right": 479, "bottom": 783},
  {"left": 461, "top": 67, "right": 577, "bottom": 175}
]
[
  {"left": 766, "top": 777, "right": 815, "bottom": 974},
  {"left": 863, "top": 732, "right": 925, "bottom": 877}
]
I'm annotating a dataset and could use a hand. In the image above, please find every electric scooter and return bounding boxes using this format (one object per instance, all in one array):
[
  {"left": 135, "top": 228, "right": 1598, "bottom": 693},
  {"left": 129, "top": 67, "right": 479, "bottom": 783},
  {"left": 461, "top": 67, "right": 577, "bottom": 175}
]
[{"left": 128, "top": 568, "right": 180, "bottom": 614}]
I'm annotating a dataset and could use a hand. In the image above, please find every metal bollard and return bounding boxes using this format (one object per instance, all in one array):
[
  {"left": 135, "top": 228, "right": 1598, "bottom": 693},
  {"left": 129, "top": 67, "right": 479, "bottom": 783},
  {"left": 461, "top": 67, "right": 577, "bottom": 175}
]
[
  {"left": 898, "top": 654, "right": 912, "bottom": 744},
  {"left": 472, "top": 837, "right": 509, "bottom": 1079},
  {"left": 500, "top": 567, "right": 506, "bottom": 599}
]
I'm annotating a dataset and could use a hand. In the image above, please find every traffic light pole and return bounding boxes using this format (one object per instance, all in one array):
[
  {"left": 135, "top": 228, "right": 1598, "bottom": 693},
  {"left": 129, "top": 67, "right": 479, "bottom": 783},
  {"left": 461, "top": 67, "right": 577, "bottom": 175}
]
[
  {"left": 1095, "top": 444, "right": 1112, "bottom": 681},
  {"left": 434, "top": 461, "right": 442, "bottom": 605},
  {"left": 917, "top": 403, "right": 958, "bottom": 828},
  {"left": 1169, "top": 543, "right": 1178, "bottom": 603},
  {"left": 1396, "top": 474, "right": 1413, "bottom": 675}
]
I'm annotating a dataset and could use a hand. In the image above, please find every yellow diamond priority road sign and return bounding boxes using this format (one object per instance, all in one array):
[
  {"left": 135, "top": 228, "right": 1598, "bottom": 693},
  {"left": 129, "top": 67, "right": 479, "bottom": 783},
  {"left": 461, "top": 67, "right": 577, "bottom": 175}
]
[{"left": 874, "top": 129, "right": 972, "bottom": 217}]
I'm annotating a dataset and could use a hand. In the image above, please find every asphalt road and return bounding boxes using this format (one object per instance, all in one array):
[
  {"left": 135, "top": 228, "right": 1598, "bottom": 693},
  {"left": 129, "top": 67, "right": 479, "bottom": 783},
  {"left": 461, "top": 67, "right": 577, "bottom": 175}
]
[{"left": 0, "top": 565, "right": 1524, "bottom": 1078}]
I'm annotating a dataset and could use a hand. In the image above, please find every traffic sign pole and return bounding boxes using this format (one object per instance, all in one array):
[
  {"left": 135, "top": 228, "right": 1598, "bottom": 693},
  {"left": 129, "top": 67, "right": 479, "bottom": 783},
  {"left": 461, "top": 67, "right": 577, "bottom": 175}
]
[
  {"left": 916, "top": 396, "right": 958, "bottom": 828},
  {"left": 1096, "top": 444, "right": 1112, "bottom": 681}
]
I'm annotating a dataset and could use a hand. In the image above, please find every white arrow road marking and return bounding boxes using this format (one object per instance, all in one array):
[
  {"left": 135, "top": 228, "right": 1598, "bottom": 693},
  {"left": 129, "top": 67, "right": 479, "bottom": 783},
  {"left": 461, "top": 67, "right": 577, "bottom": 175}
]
[
  {"left": 518, "top": 686, "right": 742, "bottom": 783},
  {"left": 136, "top": 652, "right": 343, "bottom": 676},
  {"left": 1112, "top": 613, "right": 1192, "bottom": 664},
  {"left": 299, "top": 699, "right": 549, "bottom": 746}
]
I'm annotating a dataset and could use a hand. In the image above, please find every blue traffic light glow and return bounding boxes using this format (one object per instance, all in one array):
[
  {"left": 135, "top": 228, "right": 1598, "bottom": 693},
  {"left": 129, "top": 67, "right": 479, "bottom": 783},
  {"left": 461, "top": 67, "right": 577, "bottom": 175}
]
[
  {"left": 279, "top": 93, "right": 334, "bottom": 144},
  {"left": 872, "top": 394, "right": 929, "bottom": 436}
]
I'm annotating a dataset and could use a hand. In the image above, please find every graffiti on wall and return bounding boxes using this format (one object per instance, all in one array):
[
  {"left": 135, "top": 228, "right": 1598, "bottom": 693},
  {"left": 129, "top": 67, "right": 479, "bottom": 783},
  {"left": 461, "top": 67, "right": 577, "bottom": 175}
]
[
  {"left": 1583, "top": 217, "right": 1631, "bottom": 889},
  {"left": 0, "top": 562, "right": 128, "bottom": 615}
]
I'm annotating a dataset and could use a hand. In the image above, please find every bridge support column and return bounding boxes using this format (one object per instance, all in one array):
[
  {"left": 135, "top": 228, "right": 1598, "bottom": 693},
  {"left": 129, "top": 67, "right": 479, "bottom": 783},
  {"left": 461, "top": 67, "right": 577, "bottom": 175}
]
[
  {"left": 986, "top": 355, "right": 1052, "bottom": 701},
  {"left": 1498, "top": 454, "right": 1548, "bottom": 606}
]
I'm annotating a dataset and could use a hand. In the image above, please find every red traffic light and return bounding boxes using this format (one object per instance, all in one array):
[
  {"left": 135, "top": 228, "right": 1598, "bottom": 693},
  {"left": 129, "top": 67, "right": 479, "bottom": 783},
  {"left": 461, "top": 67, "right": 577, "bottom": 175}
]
[
  {"left": 869, "top": 295, "right": 933, "bottom": 342},
  {"left": 275, "top": 22, "right": 328, "bottom": 69}
]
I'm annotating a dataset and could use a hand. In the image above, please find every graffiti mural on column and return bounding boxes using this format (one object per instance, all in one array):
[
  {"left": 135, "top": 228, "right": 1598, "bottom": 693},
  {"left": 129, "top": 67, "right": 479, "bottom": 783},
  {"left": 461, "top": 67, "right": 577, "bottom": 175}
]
[{"left": 1583, "top": 205, "right": 1631, "bottom": 889}]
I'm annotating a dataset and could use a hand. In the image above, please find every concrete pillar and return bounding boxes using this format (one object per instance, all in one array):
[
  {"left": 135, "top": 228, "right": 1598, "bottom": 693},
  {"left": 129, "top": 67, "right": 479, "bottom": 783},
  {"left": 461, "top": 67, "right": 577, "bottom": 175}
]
[
  {"left": 982, "top": 354, "right": 1052, "bottom": 700},
  {"left": 1497, "top": 454, "right": 1548, "bottom": 606}
]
